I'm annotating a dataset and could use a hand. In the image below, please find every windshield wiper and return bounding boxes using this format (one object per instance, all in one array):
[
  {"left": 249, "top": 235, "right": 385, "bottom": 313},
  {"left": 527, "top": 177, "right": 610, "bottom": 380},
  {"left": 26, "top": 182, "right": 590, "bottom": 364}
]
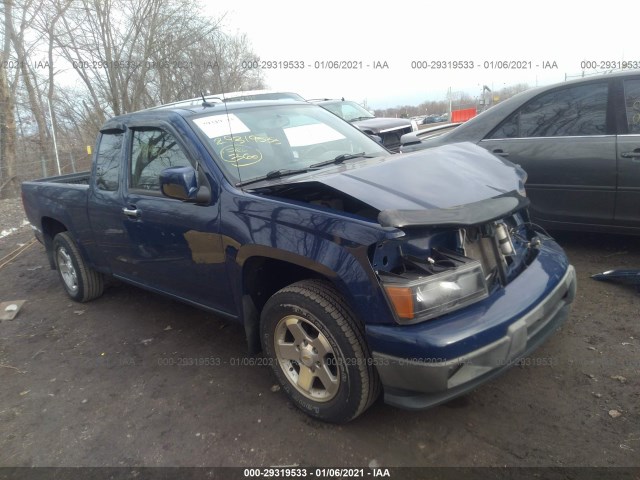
[
  {"left": 236, "top": 168, "right": 312, "bottom": 187},
  {"left": 349, "top": 116, "right": 374, "bottom": 122},
  {"left": 237, "top": 153, "right": 374, "bottom": 187},
  {"left": 309, "top": 152, "right": 372, "bottom": 169}
]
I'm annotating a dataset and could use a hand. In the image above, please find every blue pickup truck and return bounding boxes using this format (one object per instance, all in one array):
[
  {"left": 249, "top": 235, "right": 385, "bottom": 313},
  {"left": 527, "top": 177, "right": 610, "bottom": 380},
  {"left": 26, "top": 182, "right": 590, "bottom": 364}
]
[{"left": 21, "top": 98, "right": 577, "bottom": 423}]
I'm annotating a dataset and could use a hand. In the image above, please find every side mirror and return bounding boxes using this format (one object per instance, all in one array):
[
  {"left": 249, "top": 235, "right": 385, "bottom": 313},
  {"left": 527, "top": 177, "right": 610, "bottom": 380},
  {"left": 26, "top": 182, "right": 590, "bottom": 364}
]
[
  {"left": 399, "top": 133, "right": 434, "bottom": 153},
  {"left": 160, "top": 166, "right": 211, "bottom": 203},
  {"left": 400, "top": 133, "right": 421, "bottom": 146}
]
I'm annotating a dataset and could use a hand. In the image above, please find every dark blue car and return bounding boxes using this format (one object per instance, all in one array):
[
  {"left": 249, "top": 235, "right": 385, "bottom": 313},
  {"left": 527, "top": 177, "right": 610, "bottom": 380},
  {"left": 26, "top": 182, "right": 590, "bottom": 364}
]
[{"left": 21, "top": 99, "right": 576, "bottom": 423}]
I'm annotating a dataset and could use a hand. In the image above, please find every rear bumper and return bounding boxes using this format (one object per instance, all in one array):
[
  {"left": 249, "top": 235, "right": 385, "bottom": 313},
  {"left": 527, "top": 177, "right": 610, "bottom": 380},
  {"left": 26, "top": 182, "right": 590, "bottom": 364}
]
[{"left": 372, "top": 262, "right": 576, "bottom": 410}]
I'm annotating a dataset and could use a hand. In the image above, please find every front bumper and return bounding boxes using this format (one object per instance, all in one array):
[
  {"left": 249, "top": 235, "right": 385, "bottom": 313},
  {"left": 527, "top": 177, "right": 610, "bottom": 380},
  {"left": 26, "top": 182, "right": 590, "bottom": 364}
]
[{"left": 371, "top": 261, "right": 576, "bottom": 410}]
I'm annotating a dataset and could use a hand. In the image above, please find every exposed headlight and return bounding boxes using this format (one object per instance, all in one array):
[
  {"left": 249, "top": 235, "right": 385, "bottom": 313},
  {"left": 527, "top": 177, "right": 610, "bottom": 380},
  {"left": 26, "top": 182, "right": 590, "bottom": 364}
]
[
  {"left": 410, "top": 119, "right": 419, "bottom": 132},
  {"left": 383, "top": 260, "right": 489, "bottom": 324}
]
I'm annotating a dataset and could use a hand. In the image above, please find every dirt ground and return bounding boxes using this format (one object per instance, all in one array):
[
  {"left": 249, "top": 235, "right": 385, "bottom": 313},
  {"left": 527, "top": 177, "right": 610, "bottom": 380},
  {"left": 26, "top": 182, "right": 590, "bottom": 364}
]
[{"left": 0, "top": 199, "right": 638, "bottom": 468}]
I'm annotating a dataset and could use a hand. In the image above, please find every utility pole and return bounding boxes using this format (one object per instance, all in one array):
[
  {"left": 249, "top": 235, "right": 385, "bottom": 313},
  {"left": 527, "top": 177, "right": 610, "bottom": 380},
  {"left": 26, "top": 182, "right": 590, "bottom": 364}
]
[{"left": 46, "top": 97, "right": 61, "bottom": 175}]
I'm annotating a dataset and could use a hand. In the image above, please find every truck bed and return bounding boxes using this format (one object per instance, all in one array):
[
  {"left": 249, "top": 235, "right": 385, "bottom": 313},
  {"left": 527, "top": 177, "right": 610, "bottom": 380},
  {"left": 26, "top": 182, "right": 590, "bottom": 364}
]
[{"left": 21, "top": 173, "right": 92, "bottom": 258}]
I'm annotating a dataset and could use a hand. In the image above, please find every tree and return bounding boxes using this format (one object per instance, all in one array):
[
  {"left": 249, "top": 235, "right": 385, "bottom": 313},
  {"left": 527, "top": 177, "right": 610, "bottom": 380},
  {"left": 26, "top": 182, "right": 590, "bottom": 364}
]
[
  {"left": 0, "top": 0, "right": 264, "bottom": 198},
  {"left": 0, "top": 0, "right": 19, "bottom": 196},
  {"left": 7, "top": 0, "right": 52, "bottom": 177},
  {"left": 52, "top": 0, "right": 264, "bottom": 116}
]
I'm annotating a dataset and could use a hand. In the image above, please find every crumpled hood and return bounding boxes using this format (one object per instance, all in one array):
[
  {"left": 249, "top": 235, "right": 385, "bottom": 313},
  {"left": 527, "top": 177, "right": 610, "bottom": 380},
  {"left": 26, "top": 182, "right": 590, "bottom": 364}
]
[
  {"left": 312, "top": 142, "right": 525, "bottom": 211},
  {"left": 352, "top": 117, "right": 412, "bottom": 133}
]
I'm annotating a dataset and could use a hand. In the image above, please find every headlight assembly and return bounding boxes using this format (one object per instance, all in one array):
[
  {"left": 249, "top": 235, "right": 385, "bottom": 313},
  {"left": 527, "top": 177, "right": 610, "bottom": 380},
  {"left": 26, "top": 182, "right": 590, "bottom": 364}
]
[{"left": 383, "top": 259, "right": 489, "bottom": 324}]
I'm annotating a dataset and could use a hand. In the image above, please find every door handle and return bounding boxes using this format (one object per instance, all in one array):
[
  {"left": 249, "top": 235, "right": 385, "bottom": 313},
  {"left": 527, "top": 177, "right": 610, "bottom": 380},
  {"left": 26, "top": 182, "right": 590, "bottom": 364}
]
[
  {"left": 122, "top": 207, "right": 140, "bottom": 218},
  {"left": 492, "top": 148, "right": 509, "bottom": 157},
  {"left": 621, "top": 149, "right": 640, "bottom": 159}
]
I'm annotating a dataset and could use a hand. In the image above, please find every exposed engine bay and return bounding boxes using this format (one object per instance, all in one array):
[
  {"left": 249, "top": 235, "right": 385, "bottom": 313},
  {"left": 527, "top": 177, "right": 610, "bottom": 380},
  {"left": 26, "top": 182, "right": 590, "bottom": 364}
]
[
  {"left": 250, "top": 182, "right": 381, "bottom": 221},
  {"left": 373, "top": 211, "right": 543, "bottom": 291}
]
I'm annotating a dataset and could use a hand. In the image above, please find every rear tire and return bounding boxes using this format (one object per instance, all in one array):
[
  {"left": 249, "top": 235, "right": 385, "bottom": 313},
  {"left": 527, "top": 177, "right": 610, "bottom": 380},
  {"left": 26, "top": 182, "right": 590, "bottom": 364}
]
[
  {"left": 52, "top": 232, "right": 104, "bottom": 302},
  {"left": 261, "top": 279, "right": 380, "bottom": 423}
]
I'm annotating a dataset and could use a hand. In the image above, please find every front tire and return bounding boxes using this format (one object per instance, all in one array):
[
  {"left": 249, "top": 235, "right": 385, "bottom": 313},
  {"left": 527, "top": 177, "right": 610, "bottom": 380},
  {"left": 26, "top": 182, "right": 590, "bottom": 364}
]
[
  {"left": 52, "top": 232, "right": 104, "bottom": 302},
  {"left": 261, "top": 279, "right": 380, "bottom": 423}
]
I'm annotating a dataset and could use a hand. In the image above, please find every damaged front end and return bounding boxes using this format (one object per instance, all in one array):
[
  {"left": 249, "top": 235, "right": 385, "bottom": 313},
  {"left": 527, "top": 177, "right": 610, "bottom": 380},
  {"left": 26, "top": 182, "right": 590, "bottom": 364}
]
[
  {"left": 365, "top": 192, "right": 576, "bottom": 409},
  {"left": 372, "top": 193, "right": 544, "bottom": 325},
  {"left": 240, "top": 142, "right": 574, "bottom": 409}
]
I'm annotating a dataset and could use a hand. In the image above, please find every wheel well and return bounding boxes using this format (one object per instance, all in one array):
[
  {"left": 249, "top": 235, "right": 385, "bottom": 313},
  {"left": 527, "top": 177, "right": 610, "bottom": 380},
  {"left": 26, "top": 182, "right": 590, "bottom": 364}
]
[
  {"left": 41, "top": 217, "right": 67, "bottom": 269},
  {"left": 241, "top": 257, "right": 335, "bottom": 354},
  {"left": 243, "top": 257, "right": 328, "bottom": 312}
]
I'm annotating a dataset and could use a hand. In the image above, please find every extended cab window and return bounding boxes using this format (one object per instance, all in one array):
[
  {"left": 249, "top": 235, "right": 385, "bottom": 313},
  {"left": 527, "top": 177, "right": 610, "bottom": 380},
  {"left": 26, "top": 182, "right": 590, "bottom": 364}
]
[
  {"left": 623, "top": 79, "right": 640, "bottom": 134},
  {"left": 95, "top": 133, "right": 123, "bottom": 191},
  {"left": 489, "top": 83, "right": 608, "bottom": 139},
  {"left": 130, "top": 129, "right": 193, "bottom": 191}
]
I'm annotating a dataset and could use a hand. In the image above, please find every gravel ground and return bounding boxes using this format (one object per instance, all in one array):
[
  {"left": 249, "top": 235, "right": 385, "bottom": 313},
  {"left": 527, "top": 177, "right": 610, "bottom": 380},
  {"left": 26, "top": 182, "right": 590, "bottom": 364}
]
[{"left": 0, "top": 198, "right": 28, "bottom": 239}]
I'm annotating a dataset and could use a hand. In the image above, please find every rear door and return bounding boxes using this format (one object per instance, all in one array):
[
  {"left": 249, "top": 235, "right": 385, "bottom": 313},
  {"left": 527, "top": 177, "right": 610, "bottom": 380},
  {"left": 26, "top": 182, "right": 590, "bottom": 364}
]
[
  {"left": 614, "top": 77, "right": 640, "bottom": 227},
  {"left": 87, "top": 130, "right": 127, "bottom": 272},
  {"left": 479, "top": 80, "right": 616, "bottom": 227}
]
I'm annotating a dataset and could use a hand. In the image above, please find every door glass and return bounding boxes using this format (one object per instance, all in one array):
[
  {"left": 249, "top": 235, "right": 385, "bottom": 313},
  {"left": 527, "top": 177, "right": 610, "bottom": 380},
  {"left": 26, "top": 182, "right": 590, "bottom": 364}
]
[
  {"left": 95, "top": 133, "right": 123, "bottom": 191},
  {"left": 623, "top": 79, "right": 640, "bottom": 134},
  {"left": 489, "top": 83, "right": 608, "bottom": 138},
  {"left": 130, "top": 129, "right": 193, "bottom": 191}
]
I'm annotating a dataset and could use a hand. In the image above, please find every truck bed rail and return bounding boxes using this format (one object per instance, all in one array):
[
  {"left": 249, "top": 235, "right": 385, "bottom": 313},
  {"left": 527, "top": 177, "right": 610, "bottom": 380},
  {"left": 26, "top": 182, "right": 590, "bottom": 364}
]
[{"left": 33, "top": 171, "right": 91, "bottom": 185}]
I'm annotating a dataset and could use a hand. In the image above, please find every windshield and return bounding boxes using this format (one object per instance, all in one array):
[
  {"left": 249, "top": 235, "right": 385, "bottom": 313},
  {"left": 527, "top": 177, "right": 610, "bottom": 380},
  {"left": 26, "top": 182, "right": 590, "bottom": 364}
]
[
  {"left": 189, "top": 104, "right": 388, "bottom": 184},
  {"left": 321, "top": 101, "right": 375, "bottom": 122}
]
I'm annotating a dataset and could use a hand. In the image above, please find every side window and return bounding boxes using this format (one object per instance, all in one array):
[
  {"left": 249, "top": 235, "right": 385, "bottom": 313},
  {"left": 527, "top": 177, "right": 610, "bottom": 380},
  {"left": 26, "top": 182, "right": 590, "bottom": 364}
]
[
  {"left": 130, "top": 129, "right": 193, "bottom": 191},
  {"left": 489, "top": 83, "right": 608, "bottom": 139},
  {"left": 95, "top": 133, "right": 123, "bottom": 191},
  {"left": 489, "top": 114, "right": 519, "bottom": 139},
  {"left": 623, "top": 79, "right": 640, "bottom": 134}
]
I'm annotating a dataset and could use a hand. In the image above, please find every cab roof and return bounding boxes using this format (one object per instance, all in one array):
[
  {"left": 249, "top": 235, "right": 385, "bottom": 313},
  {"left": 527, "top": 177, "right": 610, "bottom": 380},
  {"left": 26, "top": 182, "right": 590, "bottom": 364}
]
[{"left": 100, "top": 99, "right": 310, "bottom": 132}]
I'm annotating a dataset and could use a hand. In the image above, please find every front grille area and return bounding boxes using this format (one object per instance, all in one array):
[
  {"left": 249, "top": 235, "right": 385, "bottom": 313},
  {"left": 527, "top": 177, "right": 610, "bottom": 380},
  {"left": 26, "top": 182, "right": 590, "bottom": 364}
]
[
  {"left": 460, "top": 215, "right": 533, "bottom": 289},
  {"left": 372, "top": 211, "right": 536, "bottom": 291},
  {"left": 460, "top": 228, "right": 500, "bottom": 287}
]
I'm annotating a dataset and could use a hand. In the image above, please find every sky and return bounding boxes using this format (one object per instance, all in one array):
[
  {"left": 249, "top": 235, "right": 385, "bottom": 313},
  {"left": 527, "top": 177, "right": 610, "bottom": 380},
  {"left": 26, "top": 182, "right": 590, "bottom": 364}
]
[{"left": 204, "top": 0, "right": 637, "bottom": 109}]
